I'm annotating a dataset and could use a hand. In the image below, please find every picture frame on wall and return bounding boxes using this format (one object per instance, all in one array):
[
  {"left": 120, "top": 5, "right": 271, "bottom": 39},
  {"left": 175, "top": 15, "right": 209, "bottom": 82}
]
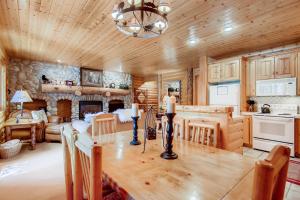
[{"left": 80, "top": 67, "right": 103, "bottom": 87}]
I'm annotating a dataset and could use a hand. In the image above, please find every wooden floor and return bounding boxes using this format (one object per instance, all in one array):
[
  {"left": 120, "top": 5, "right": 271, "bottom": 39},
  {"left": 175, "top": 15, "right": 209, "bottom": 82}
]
[
  {"left": 243, "top": 147, "right": 300, "bottom": 200},
  {"left": 0, "top": 143, "right": 299, "bottom": 200}
]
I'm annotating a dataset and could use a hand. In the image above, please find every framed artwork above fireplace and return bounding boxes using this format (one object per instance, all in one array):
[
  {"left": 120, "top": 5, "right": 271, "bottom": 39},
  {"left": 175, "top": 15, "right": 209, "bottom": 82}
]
[{"left": 80, "top": 67, "right": 103, "bottom": 87}]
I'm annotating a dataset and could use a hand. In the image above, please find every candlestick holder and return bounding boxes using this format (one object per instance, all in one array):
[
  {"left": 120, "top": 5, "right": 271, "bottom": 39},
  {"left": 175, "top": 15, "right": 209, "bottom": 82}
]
[
  {"left": 130, "top": 116, "right": 141, "bottom": 145},
  {"left": 160, "top": 113, "right": 178, "bottom": 160}
]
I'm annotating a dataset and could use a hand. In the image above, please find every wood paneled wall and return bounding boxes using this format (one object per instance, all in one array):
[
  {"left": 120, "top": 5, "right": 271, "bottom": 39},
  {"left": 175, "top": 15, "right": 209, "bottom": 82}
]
[
  {"left": 193, "top": 56, "right": 208, "bottom": 105},
  {"left": 158, "top": 69, "right": 193, "bottom": 106},
  {"left": 0, "top": 45, "right": 7, "bottom": 138},
  {"left": 132, "top": 75, "right": 158, "bottom": 111}
]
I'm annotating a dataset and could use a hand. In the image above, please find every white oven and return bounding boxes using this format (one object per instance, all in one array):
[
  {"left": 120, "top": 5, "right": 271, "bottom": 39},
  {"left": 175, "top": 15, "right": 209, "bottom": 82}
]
[{"left": 253, "top": 115, "right": 295, "bottom": 156}]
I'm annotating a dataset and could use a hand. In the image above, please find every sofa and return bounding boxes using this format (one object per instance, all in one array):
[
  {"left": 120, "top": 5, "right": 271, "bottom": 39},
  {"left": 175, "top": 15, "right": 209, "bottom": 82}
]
[
  {"left": 9, "top": 110, "right": 68, "bottom": 142},
  {"left": 72, "top": 111, "right": 146, "bottom": 135}
]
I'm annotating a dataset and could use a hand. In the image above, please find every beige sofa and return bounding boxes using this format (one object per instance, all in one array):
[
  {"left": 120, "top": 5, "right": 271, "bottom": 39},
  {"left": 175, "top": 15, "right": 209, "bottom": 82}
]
[{"left": 9, "top": 110, "right": 68, "bottom": 142}]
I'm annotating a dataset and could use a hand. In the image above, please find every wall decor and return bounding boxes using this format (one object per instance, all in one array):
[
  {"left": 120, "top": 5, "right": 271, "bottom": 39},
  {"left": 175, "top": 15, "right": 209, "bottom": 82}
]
[
  {"left": 65, "top": 80, "right": 73, "bottom": 86},
  {"left": 80, "top": 67, "right": 103, "bottom": 87}
]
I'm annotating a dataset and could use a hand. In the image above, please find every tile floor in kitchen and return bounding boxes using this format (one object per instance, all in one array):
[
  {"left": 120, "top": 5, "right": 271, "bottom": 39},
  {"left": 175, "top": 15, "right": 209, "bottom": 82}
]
[{"left": 243, "top": 147, "right": 300, "bottom": 200}]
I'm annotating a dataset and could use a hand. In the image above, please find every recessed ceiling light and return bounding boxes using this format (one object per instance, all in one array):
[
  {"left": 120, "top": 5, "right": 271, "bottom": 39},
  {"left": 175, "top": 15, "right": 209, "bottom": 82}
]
[
  {"left": 224, "top": 26, "right": 233, "bottom": 32},
  {"left": 187, "top": 38, "right": 200, "bottom": 46}
]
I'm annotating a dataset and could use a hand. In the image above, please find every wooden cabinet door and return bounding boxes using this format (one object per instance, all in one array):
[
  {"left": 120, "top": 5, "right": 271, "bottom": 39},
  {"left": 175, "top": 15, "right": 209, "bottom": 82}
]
[
  {"left": 220, "top": 60, "right": 240, "bottom": 82},
  {"left": 208, "top": 64, "right": 220, "bottom": 83},
  {"left": 243, "top": 116, "right": 252, "bottom": 147},
  {"left": 275, "top": 53, "right": 297, "bottom": 78},
  {"left": 298, "top": 52, "right": 300, "bottom": 95},
  {"left": 246, "top": 60, "right": 256, "bottom": 96},
  {"left": 256, "top": 57, "right": 275, "bottom": 80}
]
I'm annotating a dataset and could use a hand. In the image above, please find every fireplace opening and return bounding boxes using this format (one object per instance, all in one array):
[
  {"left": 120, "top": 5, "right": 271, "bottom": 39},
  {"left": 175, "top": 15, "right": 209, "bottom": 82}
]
[
  {"left": 57, "top": 99, "right": 72, "bottom": 122},
  {"left": 108, "top": 100, "right": 124, "bottom": 113},
  {"left": 79, "top": 101, "right": 103, "bottom": 119}
]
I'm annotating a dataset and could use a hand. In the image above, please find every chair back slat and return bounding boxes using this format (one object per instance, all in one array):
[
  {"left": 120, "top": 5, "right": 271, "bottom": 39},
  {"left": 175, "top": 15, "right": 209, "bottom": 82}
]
[
  {"left": 61, "top": 125, "right": 76, "bottom": 200},
  {"left": 75, "top": 134, "right": 103, "bottom": 200},
  {"left": 161, "top": 116, "right": 185, "bottom": 140},
  {"left": 185, "top": 119, "right": 220, "bottom": 147},
  {"left": 92, "top": 114, "right": 117, "bottom": 137},
  {"left": 252, "top": 145, "right": 290, "bottom": 200}
]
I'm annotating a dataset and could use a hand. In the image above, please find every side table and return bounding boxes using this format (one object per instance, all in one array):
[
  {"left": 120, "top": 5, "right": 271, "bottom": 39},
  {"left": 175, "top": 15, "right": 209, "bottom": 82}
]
[{"left": 4, "top": 118, "right": 43, "bottom": 150}]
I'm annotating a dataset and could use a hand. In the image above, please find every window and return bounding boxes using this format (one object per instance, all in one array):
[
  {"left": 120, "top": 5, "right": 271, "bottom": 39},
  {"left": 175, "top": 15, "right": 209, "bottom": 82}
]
[{"left": 0, "top": 63, "right": 6, "bottom": 111}]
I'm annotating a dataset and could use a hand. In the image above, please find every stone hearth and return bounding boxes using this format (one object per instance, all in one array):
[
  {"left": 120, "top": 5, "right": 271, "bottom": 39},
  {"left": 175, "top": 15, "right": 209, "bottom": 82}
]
[{"left": 8, "top": 59, "right": 133, "bottom": 119}]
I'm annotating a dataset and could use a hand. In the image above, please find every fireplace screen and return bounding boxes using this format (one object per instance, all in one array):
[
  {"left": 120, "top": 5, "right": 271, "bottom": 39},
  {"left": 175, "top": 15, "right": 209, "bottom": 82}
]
[
  {"left": 79, "top": 101, "right": 103, "bottom": 119},
  {"left": 108, "top": 100, "right": 124, "bottom": 113}
]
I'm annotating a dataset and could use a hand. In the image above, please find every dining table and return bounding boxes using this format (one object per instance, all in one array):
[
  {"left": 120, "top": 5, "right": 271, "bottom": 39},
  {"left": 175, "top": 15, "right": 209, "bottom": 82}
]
[{"left": 93, "top": 130, "right": 255, "bottom": 200}]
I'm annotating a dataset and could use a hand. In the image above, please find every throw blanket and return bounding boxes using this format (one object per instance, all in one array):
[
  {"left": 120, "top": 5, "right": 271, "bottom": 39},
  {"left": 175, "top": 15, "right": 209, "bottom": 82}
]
[
  {"left": 72, "top": 120, "right": 91, "bottom": 134},
  {"left": 113, "top": 109, "right": 142, "bottom": 123}
]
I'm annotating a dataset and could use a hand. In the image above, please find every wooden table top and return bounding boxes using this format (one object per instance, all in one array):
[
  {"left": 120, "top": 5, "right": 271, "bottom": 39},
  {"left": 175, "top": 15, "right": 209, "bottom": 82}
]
[
  {"left": 96, "top": 131, "right": 255, "bottom": 200},
  {"left": 4, "top": 118, "right": 42, "bottom": 126}
]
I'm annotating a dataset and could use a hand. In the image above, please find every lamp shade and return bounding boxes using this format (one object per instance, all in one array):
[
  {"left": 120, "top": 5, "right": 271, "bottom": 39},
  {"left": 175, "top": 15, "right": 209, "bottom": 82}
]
[{"left": 11, "top": 90, "right": 33, "bottom": 103}]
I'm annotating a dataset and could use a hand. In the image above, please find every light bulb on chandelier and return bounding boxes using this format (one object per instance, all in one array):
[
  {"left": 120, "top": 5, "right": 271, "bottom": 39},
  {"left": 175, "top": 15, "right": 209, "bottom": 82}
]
[{"left": 127, "top": 0, "right": 141, "bottom": 6}]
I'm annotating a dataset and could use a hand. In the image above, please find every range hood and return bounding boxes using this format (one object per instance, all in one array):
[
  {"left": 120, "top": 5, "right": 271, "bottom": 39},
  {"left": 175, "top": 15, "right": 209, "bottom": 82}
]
[{"left": 256, "top": 78, "right": 296, "bottom": 97}]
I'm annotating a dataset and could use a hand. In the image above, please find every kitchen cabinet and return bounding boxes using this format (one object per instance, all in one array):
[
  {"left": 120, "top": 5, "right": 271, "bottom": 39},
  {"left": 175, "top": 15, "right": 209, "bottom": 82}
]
[
  {"left": 256, "top": 57, "right": 275, "bottom": 80},
  {"left": 274, "top": 53, "right": 297, "bottom": 78},
  {"left": 208, "top": 63, "right": 221, "bottom": 83},
  {"left": 242, "top": 115, "right": 252, "bottom": 147},
  {"left": 208, "top": 59, "right": 241, "bottom": 83},
  {"left": 295, "top": 118, "right": 300, "bottom": 158},
  {"left": 220, "top": 60, "right": 240, "bottom": 81},
  {"left": 246, "top": 60, "right": 256, "bottom": 96}
]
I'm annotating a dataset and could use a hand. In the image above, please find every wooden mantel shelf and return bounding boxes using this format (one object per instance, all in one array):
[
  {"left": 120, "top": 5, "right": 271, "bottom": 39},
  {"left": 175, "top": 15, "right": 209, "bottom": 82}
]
[{"left": 41, "top": 84, "right": 130, "bottom": 95}]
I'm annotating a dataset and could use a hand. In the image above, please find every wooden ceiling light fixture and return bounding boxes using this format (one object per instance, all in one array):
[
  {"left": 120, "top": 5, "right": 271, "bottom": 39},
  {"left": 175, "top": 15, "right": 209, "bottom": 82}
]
[{"left": 112, "top": 0, "right": 171, "bottom": 38}]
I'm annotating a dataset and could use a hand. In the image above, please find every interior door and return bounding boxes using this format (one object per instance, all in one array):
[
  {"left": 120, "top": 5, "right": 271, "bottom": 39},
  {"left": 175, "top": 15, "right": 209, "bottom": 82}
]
[
  {"left": 256, "top": 57, "right": 275, "bottom": 80},
  {"left": 275, "top": 53, "right": 297, "bottom": 78}
]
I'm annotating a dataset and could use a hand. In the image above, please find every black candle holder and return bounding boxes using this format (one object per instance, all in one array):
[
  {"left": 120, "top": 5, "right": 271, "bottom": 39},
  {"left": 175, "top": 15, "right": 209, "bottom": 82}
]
[
  {"left": 130, "top": 116, "right": 141, "bottom": 145},
  {"left": 160, "top": 113, "right": 178, "bottom": 160}
]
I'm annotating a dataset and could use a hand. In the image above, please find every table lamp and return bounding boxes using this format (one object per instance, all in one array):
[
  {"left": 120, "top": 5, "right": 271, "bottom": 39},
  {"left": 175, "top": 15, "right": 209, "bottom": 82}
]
[{"left": 11, "top": 90, "right": 33, "bottom": 121}]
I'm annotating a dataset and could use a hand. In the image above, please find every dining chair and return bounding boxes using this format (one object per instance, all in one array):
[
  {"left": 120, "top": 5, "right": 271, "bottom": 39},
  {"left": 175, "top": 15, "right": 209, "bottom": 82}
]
[
  {"left": 91, "top": 114, "right": 117, "bottom": 138},
  {"left": 252, "top": 145, "right": 290, "bottom": 200},
  {"left": 61, "top": 124, "right": 78, "bottom": 200},
  {"left": 161, "top": 115, "right": 185, "bottom": 140},
  {"left": 74, "top": 134, "right": 121, "bottom": 200},
  {"left": 185, "top": 118, "right": 220, "bottom": 147}
]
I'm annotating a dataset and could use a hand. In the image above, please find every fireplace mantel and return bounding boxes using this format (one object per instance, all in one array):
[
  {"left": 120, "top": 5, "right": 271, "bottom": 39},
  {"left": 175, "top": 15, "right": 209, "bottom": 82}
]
[{"left": 41, "top": 84, "right": 130, "bottom": 96}]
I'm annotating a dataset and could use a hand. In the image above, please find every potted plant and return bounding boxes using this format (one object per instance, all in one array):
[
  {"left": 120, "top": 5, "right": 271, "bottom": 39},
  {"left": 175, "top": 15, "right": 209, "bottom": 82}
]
[{"left": 246, "top": 99, "right": 256, "bottom": 112}]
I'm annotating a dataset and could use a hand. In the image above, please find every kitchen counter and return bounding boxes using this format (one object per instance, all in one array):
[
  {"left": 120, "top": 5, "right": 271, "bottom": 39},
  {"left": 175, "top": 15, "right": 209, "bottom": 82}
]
[{"left": 241, "top": 112, "right": 259, "bottom": 116}]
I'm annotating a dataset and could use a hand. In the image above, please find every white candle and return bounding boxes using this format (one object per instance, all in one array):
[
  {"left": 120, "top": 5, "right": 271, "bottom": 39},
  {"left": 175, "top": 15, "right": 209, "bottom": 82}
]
[
  {"left": 166, "top": 100, "right": 175, "bottom": 113},
  {"left": 131, "top": 103, "right": 139, "bottom": 117}
]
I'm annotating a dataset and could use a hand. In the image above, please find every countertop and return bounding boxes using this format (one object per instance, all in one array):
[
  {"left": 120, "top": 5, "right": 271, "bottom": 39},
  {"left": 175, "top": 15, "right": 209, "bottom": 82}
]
[
  {"left": 241, "top": 112, "right": 300, "bottom": 119},
  {"left": 241, "top": 112, "right": 259, "bottom": 116}
]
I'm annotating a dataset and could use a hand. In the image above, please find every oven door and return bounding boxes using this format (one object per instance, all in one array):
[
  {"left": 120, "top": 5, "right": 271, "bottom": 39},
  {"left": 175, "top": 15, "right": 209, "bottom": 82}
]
[{"left": 253, "top": 116, "right": 294, "bottom": 144}]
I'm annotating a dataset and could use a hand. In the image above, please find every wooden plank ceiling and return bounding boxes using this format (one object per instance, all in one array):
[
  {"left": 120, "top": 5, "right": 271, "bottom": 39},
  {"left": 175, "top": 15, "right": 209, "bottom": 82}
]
[{"left": 1, "top": 0, "right": 300, "bottom": 75}]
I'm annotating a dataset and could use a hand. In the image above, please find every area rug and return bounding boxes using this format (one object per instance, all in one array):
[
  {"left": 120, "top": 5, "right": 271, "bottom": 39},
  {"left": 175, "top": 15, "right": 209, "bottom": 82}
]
[{"left": 287, "top": 160, "right": 300, "bottom": 185}]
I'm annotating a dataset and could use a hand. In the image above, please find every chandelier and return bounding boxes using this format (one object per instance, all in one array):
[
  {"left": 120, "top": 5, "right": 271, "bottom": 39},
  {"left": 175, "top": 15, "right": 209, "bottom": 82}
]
[{"left": 112, "top": 0, "right": 171, "bottom": 38}]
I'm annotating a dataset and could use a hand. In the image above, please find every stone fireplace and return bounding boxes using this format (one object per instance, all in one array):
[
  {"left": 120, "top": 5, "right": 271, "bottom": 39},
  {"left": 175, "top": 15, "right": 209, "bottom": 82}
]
[
  {"left": 8, "top": 59, "right": 133, "bottom": 119},
  {"left": 79, "top": 101, "right": 103, "bottom": 119}
]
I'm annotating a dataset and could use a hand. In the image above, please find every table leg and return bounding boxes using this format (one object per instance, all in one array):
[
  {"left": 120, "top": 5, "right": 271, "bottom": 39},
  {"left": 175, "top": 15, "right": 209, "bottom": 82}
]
[
  {"left": 30, "top": 125, "right": 36, "bottom": 150},
  {"left": 5, "top": 127, "right": 12, "bottom": 141}
]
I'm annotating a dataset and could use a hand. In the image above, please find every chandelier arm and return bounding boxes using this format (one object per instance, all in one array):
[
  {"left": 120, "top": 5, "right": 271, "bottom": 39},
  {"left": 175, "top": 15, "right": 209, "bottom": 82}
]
[
  {"left": 119, "top": 7, "right": 168, "bottom": 22},
  {"left": 133, "top": 11, "right": 143, "bottom": 27}
]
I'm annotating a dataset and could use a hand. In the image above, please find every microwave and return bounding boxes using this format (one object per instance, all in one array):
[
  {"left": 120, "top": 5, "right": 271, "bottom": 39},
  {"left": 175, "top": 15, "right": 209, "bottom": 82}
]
[{"left": 256, "top": 78, "right": 296, "bottom": 97}]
